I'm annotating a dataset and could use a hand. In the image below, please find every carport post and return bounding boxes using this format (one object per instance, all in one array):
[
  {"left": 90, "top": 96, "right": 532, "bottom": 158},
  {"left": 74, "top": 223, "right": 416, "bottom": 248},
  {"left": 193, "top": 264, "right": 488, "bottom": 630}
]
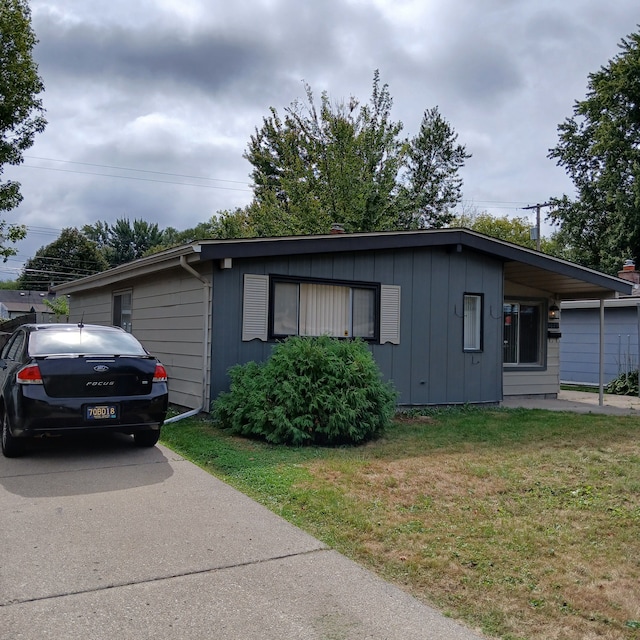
[
  {"left": 599, "top": 299, "right": 605, "bottom": 406},
  {"left": 637, "top": 304, "right": 640, "bottom": 398}
]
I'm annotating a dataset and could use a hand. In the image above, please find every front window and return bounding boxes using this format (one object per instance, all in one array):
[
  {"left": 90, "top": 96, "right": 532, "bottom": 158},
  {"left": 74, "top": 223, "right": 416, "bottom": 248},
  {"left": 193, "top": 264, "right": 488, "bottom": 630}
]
[
  {"left": 503, "top": 301, "right": 543, "bottom": 366},
  {"left": 271, "top": 278, "right": 377, "bottom": 339}
]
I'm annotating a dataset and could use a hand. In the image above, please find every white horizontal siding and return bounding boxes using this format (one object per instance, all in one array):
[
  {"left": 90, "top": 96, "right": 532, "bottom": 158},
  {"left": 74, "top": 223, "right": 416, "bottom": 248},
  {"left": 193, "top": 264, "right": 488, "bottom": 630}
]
[
  {"left": 503, "top": 339, "right": 560, "bottom": 397},
  {"left": 66, "top": 266, "right": 209, "bottom": 411}
]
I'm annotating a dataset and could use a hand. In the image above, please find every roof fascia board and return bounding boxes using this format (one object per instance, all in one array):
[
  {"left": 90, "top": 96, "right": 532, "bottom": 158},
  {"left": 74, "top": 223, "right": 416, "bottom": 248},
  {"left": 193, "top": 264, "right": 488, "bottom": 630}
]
[{"left": 52, "top": 229, "right": 632, "bottom": 297}]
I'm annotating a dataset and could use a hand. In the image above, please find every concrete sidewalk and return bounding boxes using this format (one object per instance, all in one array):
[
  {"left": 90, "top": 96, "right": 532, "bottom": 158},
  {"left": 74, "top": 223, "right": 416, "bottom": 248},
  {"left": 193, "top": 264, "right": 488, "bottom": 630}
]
[
  {"left": 502, "top": 389, "right": 640, "bottom": 414},
  {"left": 0, "top": 435, "right": 485, "bottom": 640}
]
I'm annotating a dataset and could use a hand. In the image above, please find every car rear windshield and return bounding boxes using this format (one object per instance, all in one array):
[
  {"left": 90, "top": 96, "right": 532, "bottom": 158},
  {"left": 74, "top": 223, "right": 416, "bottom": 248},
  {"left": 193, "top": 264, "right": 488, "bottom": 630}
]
[{"left": 29, "top": 328, "right": 149, "bottom": 356}]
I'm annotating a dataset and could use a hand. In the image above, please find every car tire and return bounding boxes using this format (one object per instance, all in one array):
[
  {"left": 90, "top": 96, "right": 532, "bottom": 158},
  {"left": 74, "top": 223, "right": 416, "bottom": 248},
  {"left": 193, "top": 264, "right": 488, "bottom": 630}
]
[
  {"left": 133, "top": 429, "right": 160, "bottom": 447},
  {"left": 1, "top": 409, "right": 25, "bottom": 458}
]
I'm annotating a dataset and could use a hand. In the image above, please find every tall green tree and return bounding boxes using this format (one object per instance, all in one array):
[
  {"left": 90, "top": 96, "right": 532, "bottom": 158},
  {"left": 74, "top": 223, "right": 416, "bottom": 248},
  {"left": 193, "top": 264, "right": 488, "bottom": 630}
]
[
  {"left": 0, "top": 0, "right": 46, "bottom": 260},
  {"left": 17, "top": 228, "right": 108, "bottom": 290},
  {"left": 244, "top": 71, "right": 469, "bottom": 235},
  {"left": 548, "top": 30, "right": 640, "bottom": 274},
  {"left": 82, "top": 217, "right": 166, "bottom": 267},
  {"left": 399, "top": 107, "right": 471, "bottom": 229}
]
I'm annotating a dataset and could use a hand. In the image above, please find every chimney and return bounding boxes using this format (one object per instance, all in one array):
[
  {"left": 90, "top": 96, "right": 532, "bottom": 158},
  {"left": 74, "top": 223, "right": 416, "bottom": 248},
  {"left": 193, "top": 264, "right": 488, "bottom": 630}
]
[
  {"left": 618, "top": 259, "right": 640, "bottom": 285},
  {"left": 617, "top": 259, "right": 640, "bottom": 297}
]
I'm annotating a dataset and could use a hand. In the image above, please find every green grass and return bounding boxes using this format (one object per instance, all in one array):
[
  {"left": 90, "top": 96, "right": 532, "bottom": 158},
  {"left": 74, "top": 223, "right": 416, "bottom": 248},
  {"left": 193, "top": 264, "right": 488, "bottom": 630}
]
[{"left": 161, "top": 407, "right": 640, "bottom": 640}]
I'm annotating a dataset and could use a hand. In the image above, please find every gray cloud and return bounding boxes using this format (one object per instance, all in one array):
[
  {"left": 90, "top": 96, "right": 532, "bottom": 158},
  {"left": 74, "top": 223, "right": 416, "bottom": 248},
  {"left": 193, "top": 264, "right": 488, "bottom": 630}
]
[{"left": 2, "top": 0, "right": 638, "bottom": 280}]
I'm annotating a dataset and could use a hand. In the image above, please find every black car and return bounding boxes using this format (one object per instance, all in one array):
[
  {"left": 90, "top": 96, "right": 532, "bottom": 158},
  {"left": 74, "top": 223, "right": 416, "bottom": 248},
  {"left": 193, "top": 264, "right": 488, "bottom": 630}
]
[{"left": 0, "top": 323, "right": 168, "bottom": 457}]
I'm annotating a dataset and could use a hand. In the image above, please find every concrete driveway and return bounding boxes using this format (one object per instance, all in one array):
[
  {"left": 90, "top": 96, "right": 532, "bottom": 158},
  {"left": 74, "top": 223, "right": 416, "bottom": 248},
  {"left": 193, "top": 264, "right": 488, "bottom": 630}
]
[{"left": 0, "top": 434, "right": 485, "bottom": 640}]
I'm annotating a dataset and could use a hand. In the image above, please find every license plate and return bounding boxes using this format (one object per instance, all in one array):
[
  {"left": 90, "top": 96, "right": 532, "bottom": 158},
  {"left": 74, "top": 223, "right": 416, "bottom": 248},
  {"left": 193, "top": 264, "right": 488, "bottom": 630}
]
[{"left": 86, "top": 405, "right": 119, "bottom": 421}]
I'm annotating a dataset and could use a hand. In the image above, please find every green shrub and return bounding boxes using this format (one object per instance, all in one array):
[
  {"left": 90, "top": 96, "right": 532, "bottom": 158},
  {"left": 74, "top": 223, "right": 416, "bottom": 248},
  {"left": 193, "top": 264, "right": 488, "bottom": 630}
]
[
  {"left": 212, "top": 335, "right": 397, "bottom": 446},
  {"left": 606, "top": 369, "right": 639, "bottom": 396}
]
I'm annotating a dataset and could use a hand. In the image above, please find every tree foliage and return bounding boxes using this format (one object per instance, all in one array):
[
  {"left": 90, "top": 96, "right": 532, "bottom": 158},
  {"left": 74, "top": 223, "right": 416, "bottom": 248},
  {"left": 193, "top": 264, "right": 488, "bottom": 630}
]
[
  {"left": 452, "top": 210, "right": 537, "bottom": 247},
  {"left": 451, "top": 209, "right": 568, "bottom": 257},
  {"left": 0, "top": 0, "right": 46, "bottom": 259},
  {"left": 548, "top": 30, "right": 640, "bottom": 274},
  {"left": 399, "top": 107, "right": 471, "bottom": 229},
  {"left": 17, "top": 228, "right": 108, "bottom": 290},
  {"left": 82, "top": 217, "right": 167, "bottom": 267},
  {"left": 43, "top": 295, "right": 69, "bottom": 320},
  {"left": 243, "top": 71, "right": 470, "bottom": 235}
]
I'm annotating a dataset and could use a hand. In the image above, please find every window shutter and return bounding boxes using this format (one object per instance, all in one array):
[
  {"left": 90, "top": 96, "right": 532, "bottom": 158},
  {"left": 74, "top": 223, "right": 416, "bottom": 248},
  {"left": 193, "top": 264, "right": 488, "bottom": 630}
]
[
  {"left": 242, "top": 274, "right": 269, "bottom": 341},
  {"left": 380, "top": 285, "right": 401, "bottom": 345}
]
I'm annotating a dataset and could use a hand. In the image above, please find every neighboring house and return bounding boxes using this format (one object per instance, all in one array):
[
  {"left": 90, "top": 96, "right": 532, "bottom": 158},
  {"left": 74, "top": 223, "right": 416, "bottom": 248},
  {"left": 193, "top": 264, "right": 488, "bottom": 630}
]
[
  {"left": 0, "top": 290, "right": 58, "bottom": 323},
  {"left": 54, "top": 229, "right": 632, "bottom": 411},
  {"left": 560, "top": 261, "right": 640, "bottom": 386}
]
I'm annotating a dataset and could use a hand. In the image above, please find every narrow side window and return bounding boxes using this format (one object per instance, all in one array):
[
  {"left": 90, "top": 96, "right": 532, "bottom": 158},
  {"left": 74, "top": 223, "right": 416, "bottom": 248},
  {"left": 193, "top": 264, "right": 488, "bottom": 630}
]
[
  {"left": 463, "top": 293, "right": 482, "bottom": 351},
  {"left": 113, "top": 290, "right": 132, "bottom": 333}
]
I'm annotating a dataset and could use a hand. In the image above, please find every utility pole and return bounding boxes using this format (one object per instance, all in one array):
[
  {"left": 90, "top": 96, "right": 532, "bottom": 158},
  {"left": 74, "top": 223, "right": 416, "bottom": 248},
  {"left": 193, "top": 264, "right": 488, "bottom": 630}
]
[{"left": 522, "top": 202, "right": 553, "bottom": 251}]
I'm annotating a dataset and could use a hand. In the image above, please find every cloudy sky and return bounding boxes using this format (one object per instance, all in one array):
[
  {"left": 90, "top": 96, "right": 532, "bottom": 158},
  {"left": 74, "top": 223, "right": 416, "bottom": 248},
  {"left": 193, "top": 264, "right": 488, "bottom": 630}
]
[{"left": 3, "top": 0, "right": 639, "bottom": 279}]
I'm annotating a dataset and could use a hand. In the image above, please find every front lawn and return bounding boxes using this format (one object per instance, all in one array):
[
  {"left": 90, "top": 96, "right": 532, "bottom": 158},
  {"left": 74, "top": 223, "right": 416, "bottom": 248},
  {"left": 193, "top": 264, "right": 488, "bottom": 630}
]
[{"left": 161, "top": 407, "right": 640, "bottom": 640}]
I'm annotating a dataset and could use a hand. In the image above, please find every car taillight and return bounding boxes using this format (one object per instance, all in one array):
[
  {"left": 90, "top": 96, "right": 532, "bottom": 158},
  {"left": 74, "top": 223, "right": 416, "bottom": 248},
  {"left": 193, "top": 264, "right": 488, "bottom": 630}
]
[
  {"left": 17, "top": 364, "right": 43, "bottom": 385},
  {"left": 153, "top": 364, "right": 167, "bottom": 383}
]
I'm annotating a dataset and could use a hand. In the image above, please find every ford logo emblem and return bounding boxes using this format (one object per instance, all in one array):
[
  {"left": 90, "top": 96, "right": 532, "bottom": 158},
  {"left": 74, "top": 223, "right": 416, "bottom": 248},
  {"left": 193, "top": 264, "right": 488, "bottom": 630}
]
[{"left": 93, "top": 365, "right": 110, "bottom": 373}]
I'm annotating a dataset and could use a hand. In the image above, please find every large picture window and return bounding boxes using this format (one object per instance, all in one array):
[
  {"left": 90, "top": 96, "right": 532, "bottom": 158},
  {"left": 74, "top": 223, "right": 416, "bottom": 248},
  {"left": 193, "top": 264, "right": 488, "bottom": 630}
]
[
  {"left": 272, "top": 279, "right": 377, "bottom": 339},
  {"left": 503, "top": 301, "right": 543, "bottom": 366},
  {"left": 242, "top": 274, "right": 400, "bottom": 344}
]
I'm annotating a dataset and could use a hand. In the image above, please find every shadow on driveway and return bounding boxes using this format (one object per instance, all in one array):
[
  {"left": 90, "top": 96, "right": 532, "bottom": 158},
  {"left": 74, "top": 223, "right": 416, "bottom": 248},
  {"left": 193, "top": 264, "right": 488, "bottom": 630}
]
[{"left": 0, "top": 432, "right": 173, "bottom": 498}]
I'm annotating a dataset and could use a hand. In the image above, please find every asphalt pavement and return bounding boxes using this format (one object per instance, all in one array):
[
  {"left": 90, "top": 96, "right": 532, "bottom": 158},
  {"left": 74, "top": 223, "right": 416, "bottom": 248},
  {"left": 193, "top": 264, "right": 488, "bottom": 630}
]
[{"left": 0, "top": 433, "right": 485, "bottom": 640}]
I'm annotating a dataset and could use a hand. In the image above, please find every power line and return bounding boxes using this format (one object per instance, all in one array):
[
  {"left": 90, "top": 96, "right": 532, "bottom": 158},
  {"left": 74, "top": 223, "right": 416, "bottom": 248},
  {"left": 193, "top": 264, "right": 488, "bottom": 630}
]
[
  {"left": 24, "top": 155, "right": 252, "bottom": 186},
  {"left": 18, "top": 164, "right": 254, "bottom": 192}
]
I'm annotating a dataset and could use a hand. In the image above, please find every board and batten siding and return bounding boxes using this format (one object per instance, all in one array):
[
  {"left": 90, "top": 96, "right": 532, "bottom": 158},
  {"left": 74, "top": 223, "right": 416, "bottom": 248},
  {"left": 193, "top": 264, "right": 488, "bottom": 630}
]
[
  {"left": 68, "top": 266, "right": 211, "bottom": 410},
  {"left": 210, "top": 247, "right": 504, "bottom": 406}
]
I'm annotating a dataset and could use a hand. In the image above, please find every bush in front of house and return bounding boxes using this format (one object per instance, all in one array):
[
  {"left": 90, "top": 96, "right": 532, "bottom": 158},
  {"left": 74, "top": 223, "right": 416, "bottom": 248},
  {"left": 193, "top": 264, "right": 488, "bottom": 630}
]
[{"left": 212, "top": 335, "right": 397, "bottom": 446}]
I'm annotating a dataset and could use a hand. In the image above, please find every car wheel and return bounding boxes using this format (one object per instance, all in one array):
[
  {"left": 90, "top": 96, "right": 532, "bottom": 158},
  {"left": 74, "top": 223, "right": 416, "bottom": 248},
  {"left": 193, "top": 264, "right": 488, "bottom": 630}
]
[
  {"left": 1, "top": 409, "right": 25, "bottom": 458},
  {"left": 133, "top": 429, "right": 160, "bottom": 447}
]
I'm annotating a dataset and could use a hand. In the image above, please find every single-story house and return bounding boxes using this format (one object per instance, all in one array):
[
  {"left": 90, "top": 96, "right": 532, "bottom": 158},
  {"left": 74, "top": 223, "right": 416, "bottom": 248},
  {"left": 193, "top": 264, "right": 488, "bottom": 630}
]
[
  {"left": 0, "top": 290, "right": 58, "bottom": 322},
  {"left": 54, "top": 229, "right": 632, "bottom": 411},
  {"left": 560, "top": 261, "right": 640, "bottom": 386}
]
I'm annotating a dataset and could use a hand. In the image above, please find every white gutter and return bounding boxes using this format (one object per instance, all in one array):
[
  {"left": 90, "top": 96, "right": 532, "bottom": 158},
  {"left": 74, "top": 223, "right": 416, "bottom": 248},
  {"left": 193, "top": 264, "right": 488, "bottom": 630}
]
[{"left": 165, "top": 252, "right": 211, "bottom": 424}]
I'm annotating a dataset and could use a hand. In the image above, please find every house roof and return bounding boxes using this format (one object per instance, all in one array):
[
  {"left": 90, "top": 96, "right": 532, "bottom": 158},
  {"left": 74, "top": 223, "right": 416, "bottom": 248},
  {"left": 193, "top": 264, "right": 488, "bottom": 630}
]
[
  {"left": 53, "top": 228, "right": 633, "bottom": 300},
  {"left": 0, "top": 290, "right": 57, "bottom": 314}
]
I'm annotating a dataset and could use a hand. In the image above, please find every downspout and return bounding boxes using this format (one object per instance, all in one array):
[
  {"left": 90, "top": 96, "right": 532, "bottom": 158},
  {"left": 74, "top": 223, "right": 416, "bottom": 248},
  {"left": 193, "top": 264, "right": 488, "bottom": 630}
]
[{"left": 164, "top": 251, "right": 211, "bottom": 424}]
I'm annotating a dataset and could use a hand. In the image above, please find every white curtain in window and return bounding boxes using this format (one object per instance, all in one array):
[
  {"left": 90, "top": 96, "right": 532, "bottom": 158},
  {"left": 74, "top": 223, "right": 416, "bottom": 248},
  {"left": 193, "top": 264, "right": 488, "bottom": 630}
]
[
  {"left": 300, "top": 283, "right": 349, "bottom": 337},
  {"left": 464, "top": 295, "right": 481, "bottom": 350}
]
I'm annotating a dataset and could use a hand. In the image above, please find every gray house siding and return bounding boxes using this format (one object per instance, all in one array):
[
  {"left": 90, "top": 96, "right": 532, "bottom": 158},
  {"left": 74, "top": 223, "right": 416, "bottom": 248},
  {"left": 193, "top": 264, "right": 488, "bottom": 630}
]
[
  {"left": 560, "top": 306, "right": 639, "bottom": 385},
  {"left": 67, "top": 266, "right": 211, "bottom": 410},
  {"left": 210, "top": 246, "right": 504, "bottom": 406}
]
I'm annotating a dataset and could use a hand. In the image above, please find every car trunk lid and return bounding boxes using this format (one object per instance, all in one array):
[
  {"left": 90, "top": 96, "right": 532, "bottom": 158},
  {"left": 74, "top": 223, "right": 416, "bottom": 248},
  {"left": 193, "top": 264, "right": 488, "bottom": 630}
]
[{"left": 36, "top": 356, "right": 157, "bottom": 398}]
